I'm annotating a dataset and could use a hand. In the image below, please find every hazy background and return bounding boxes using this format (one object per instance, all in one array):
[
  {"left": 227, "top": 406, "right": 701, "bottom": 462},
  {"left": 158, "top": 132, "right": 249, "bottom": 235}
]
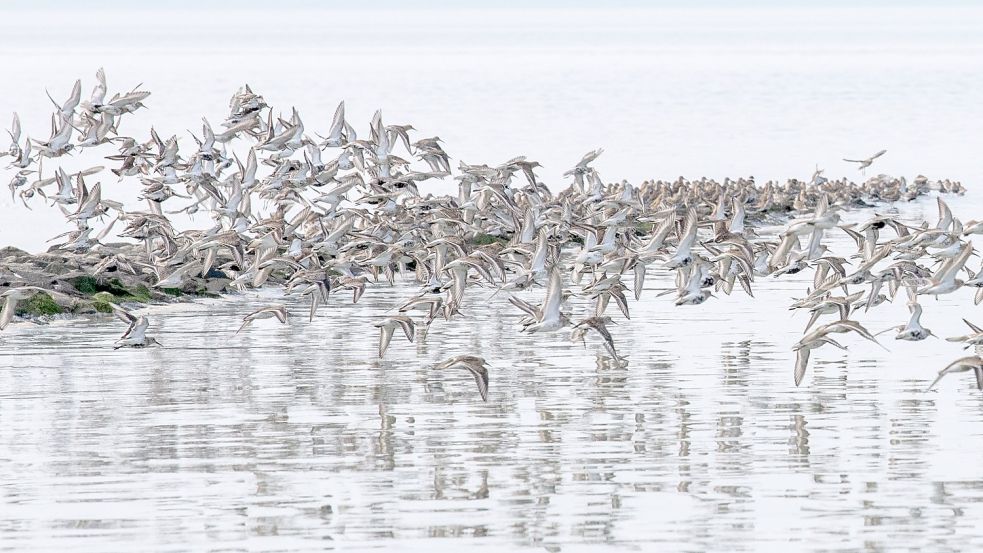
[{"left": 1, "top": 2, "right": 981, "bottom": 251}]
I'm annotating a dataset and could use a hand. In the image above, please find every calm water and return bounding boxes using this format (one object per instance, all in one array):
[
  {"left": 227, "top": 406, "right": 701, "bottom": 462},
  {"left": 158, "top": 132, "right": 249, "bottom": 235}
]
[
  {"left": 2, "top": 4, "right": 983, "bottom": 551},
  {"left": 2, "top": 195, "right": 983, "bottom": 552}
]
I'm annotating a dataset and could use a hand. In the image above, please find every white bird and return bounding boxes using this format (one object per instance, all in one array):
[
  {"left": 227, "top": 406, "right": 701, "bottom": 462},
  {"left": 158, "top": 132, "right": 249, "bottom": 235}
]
[
  {"left": 880, "top": 301, "right": 934, "bottom": 342},
  {"left": 664, "top": 208, "right": 699, "bottom": 269},
  {"left": 917, "top": 242, "right": 972, "bottom": 296},
  {"left": 519, "top": 268, "right": 568, "bottom": 333},
  {"left": 110, "top": 304, "right": 162, "bottom": 349}
]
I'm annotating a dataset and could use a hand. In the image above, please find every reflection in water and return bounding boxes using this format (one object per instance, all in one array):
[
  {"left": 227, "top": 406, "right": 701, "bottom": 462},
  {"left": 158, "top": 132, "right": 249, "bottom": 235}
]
[{"left": 1, "top": 208, "right": 983, "bottom": 552}]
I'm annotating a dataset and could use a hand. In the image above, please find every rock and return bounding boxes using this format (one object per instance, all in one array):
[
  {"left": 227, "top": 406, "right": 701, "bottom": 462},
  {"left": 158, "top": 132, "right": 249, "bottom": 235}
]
[
  {"left": 92, "top": 291, "right": 115, "bottom": 303},
  {"left": 15, "top": 293, "right": 64, "bottom": 316}
]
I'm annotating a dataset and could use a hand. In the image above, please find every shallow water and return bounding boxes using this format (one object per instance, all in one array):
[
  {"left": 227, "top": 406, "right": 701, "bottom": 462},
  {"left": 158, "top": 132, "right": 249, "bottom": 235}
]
[{"left": 2, "top": 195, "right": 983, "bottom": 551}]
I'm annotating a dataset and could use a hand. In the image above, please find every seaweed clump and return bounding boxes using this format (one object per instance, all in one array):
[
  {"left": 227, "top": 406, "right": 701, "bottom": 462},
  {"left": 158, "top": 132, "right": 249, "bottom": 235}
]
[{"left": 15, "top": 293, "right": 64, "bottom": 316}]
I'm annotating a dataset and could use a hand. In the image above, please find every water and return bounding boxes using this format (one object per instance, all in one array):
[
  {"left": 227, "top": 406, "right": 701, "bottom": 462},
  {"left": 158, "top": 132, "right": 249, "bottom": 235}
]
[
  {"left": 1, "top": 194, "right": 982, "bottom": 551},
  {"left": 2, "top": 4, "right": 983, "bottom": 551}
]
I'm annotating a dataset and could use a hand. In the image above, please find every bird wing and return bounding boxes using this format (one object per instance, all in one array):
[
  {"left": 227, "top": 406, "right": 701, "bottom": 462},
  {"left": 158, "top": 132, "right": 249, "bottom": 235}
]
[
  {"left": 542, "top": 268, "right": 563, "bottom": 320},
  {"left": 633, "top": 263, "right": 646, "bottom": 300},
  {"left": 0, "top": 296, "right": 15, "bottom": 331},
  {"left": 394, "top": 316, "right": 415, "bottom": 342},
  {"left": 926, "top": 371, "right": 947, "bottom": 391},
  {"left": 963, "top": 319, "right": 983, "bottom": 334},
  {"left": 814, "top": 194, "right": 829, "bottom": 218},
  {"left": 467, "top": 364, "right": 489, "bottom": 402},
  {"left": 124, "top": 316, "right": 149, "bottom": 341},
  {"left": 508, "top": 294, "right": 538, "bottom": 317},
  {"left": 937, "top": 197, "right": 953, "bottom": 231},
  {"left": 794, "top": 348, "right": 811, "bottom": 387},
  {"left": 109, "top": 303, "right": 137, "bottom": 326},
  {"left": 377, "top": 325, "right": 395, "bottom": 357},
  {"left": 273, "top": 306, "right": 288, "bottom": 324},
  {"left": 676, "top": 208, "right": 699, "bottom": 253},
  {"left": 770, "top": 233, "right": 799, "bottom": 269},
  {"left": 935, "top": 243, "right": 972, "bottom": 283}
]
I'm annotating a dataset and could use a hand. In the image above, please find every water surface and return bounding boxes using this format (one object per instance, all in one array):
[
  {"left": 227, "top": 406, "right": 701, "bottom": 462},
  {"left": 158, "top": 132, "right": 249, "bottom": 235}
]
[{"left": 2, "top": 195, "right": 983, "bottom": 551}]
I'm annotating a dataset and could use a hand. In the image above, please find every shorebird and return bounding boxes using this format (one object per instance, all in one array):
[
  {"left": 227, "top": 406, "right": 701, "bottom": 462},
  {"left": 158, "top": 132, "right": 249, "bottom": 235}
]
[
  {"left": 792, "top": 331, "right": 847, "bottom": 387},
  {"left": 374, "top": 315, "right": 415, "bottom": 357},
  {"left": 110, "top": 304, "right": 162, "bottom": 349},
  {"left": 946, "top": 319, "right": 983, "bottom": 349},
  {"left": 571, "top": 315, "right": 620, "bottom": 360},
  {"left": 926, "top": 355, "right": 983, "bottom": 391},
  {"left": 512, "top": 267, "right": 569, "bottom": 332},
  {"left": 663, "top": 208, "right": 699, "bottom": 269},
  {"left": 792, "top": 319, "right": 884, "bottom": 386},
  {"left": 236, "top": 304, "right": 288, "bottom": 334},
  {"left": 434, "top": 355, "right": 490, "bottom": 401},
  {"left": 916, "top": 242, "right": 972, "bottom": 296},
  {"left": 0, "top": 69, "right": 973, "bottom": 398},
  {"left": 877, "top": 290, "right": 934, "bottom": 341},
  {"left": 843, "top": 149, "right": 886, "bottom": 174}
]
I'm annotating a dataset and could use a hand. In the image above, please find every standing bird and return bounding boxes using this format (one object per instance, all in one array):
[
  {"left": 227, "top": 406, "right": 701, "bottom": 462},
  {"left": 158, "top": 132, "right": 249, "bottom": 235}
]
[{"left": 433, "top": 355, "right": 490, "bottom": 401}]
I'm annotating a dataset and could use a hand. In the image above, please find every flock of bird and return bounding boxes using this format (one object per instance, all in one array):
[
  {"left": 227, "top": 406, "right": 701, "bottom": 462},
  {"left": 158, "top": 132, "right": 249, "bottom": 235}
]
[{"left": 0, "top": 69, "right": 979, "bottom": 399}]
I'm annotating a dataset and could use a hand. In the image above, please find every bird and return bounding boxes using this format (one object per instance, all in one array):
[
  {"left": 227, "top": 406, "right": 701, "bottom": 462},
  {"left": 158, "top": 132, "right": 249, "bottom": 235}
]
[
  {"left": 433, "top": 355, "right": 490, "bottom": 401},
  {"left": 374, "top": 315, "right": 415, "bottom": 357},
  {"left": 926, "top": 356, "right": 983, "bottom": 392},
  {"left": 878, "top": 299, "right": 934, "bottom": 341},
  {"left": 945, "top": 319, "right": 983, "bottom": 349},
  {"left": 843, "top": 149, "right": 887, "bottom": 174},
  {"left": 917, "top": 242, "right": 972, "bottom": 296},
  {"left": 792, "top": 331, "right": 848, "bottom": 387},
  {"left": 513, "top": 267, "right": 569, "bottom": 333},
  {"left": 571, "top": 315, "right": 620, "bottom": 360},
  {"left": 0, "top": 68, "right": 973, "bottom": 402},
  {"left": 236, "top": 304, "right": 288, "bottom": 334},
  {"left": 110, "top": 304, "right": 162, "bottom": 349}
]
